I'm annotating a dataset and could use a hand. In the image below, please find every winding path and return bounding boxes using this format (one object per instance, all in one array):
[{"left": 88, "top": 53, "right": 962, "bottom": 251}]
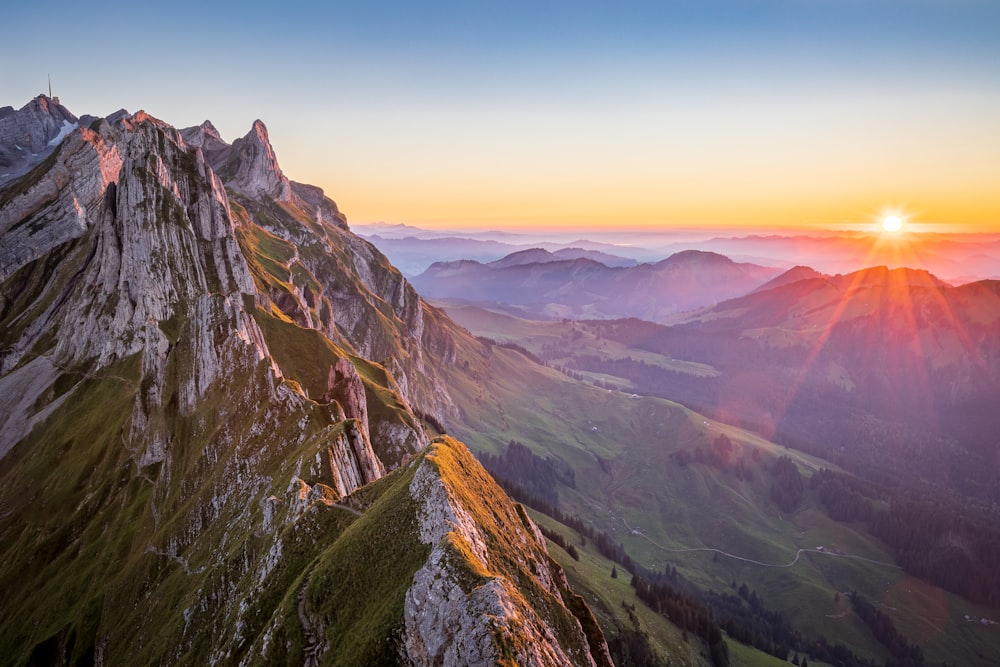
[{"left": 618, "top": 516, "right": 900, "bottom": 570}]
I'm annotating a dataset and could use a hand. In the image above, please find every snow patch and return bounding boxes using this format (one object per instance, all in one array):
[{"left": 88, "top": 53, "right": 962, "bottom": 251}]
[{"left": 47, "top": 120, "right": 78, "bottom": 147}]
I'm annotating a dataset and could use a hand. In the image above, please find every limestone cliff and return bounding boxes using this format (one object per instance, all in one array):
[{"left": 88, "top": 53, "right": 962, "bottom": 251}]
[
  {"left": 0, "top": 95, "right": 78, "bottom": 188},
  {"left": 0, "top": 97, "right": 605, "bottom": 666},
  {"left": 403, "top": 438, "right": 613, "bottom": 667},
  {"left": 243, "top": 438, "right": 613, "bottom": 667}
]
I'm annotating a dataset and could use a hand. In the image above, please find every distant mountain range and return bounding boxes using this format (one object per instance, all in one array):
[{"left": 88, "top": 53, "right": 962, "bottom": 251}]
[
  {"left": 564, "top": 264, "right": 1000, "bottom": 498},
  {"left": 356, "top": 231, "right": 639, "bottom": 275},
  {"left": 7, "top": 95, "right": 1000, "bottom": 667},
  {"left": 357, "top": 222, "right": 1000, "bottom": 283},
  {"left": 414, "top": 249, "right": 781, "bottom": 322}
]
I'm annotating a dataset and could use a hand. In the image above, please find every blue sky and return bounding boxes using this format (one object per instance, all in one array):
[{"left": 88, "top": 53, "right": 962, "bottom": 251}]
[{"left": 4, "top": 1, "right": 999, "bottom": 230}]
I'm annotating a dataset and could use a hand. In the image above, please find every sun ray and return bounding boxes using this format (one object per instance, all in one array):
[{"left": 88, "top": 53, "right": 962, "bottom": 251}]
[{"left": 766, "top": 238, "right": 891, "bottom": 437}]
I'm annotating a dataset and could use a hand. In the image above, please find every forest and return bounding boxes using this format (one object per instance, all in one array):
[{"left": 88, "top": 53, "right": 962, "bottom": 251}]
[{"left": 478, "top": 442, "right": 910, "bottom": 667}]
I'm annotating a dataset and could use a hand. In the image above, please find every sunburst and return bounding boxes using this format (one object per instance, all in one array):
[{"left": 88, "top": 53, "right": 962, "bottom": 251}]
[{"left": 881, "top": 214, "right": 904, "bottom": 233}]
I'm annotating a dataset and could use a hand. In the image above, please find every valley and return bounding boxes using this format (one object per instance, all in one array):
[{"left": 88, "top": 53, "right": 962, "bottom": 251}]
[
  {"left": 3, "top": 92, "right": 999, "bottom": 667},
  {"left": 432, "top": 295, "right": 1000, "bottom": 666}
]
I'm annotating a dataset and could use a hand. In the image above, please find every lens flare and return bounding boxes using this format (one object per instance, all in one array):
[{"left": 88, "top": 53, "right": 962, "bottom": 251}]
[{"left": 882, "top": 215, "right": 904, "bottom": 232}]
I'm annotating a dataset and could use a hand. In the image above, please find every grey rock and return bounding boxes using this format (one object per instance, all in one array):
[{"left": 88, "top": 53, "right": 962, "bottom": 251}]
[{"left": 0, "top": 95, "right": 78, "bottom": 186}]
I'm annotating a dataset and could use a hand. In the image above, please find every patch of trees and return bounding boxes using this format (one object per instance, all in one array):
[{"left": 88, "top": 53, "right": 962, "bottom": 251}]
[
  {"left": 848, "top": 593, "right": 924, "bottom": 667},
  {"left": 811, "top": 469, "right": 877, "bottom": 522},
  {"left": 475, "top": 336, "right": 546, "bottom": 365},
  {"left": 537, "top": 524, "right": 579, "bottom": 560},
  {"left": 869, "top": 500, "right": 1000, "bottom": 607},
  {"left": 709, "top": 586, "right": 791, "bottom": 660},
  {"left": 769, "top": 455, "right": 804, "bottom": 513},
  {"left": 478, "top": 440, "right": 575, "bottom": 508},
  {"left": 670, "top": 439, "right": 756, "bottom": 482},
  {"left": 707, "top": 583, "right": 876, "bottom": 667},
  {"left": 810, "top": 468, "right": 1000, "bottom": 607},
  {"left": 630, "top": 573, "right": 730, "bottom": 667}
]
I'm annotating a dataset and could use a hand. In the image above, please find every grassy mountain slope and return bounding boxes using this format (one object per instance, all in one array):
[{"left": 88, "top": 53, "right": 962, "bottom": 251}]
[
  {"left": 0, "top": 102, "right": 610, "bottom": 666},
  {"left": 434, "top": 304, "right": 1000, "bottom": 666}
]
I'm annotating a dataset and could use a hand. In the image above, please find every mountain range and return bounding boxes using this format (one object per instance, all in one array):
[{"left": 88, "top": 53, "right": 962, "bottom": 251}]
[
  {"left": 357, "top": 222, "right": 1000, "bottom": 284},
  {"left": 413, "top": 249, "right": 781, "bottom": 322},
  {"left": 0, "top": 96, "right": 611, "bottom": 666},
  {"left": 441, "top": 261, "right": 1000, "bottom": 502},
  {"left": 6, "top": 94, "right": 1000, "bottom": 667}
]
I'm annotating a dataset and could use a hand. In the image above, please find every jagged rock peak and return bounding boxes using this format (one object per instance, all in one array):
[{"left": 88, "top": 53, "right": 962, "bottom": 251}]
[
  {"left": 0, "top": 95, "right": 79, "bottom": 186},
  {"left": 249, "top": 118, "right": 269, "bottom": 141},
  {"left": 199, "top": 119, "right": 221, "bottom": 138},
  {"left": 105, "top": 108, "right": 132, "bottom": 125},
  {"left": 119, "top": 109, "right": 170, "bottom": 132},
  {"left": 224, "top": 118, "right": 291, "bottom": 200},
  {"left": 20, "top": 94, "right": 76, "bottom": 123},
  {"left": 177, "top": 120, "right": 220, "bottom": 147}
]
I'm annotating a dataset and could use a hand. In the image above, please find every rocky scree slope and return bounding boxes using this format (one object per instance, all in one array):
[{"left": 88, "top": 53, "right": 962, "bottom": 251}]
[{"left": 0, "top": 96, "right": 605, "bottom": 665}]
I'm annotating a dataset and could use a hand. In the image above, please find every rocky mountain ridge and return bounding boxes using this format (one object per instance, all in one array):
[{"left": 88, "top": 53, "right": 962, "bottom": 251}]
[
  {"left": 0, "top": 96, "right": 81, "bottom": 188},
  {"left": 0, "top": 96, "right": 608, "bottom": 665}
]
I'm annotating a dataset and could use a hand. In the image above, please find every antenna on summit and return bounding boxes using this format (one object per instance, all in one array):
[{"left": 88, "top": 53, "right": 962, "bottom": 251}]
[{"left": 46, "top": 75, "right": 60, "bottom": 105}]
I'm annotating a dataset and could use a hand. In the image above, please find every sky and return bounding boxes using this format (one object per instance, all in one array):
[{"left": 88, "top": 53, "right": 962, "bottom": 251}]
[{"left": 3, "top": 0, "right": 999, "bottom": 232}]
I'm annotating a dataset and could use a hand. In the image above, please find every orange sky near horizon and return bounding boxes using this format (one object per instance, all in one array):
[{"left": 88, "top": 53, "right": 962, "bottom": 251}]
[
  {"left": 8, "top": 1, "right": 998, "bottom": 236},
  {"left": 311, "top": 170, "right": 1000, "bottom": 234},
  {"left": 289, "top": 85, "right": 1000, "bottom": 234}
]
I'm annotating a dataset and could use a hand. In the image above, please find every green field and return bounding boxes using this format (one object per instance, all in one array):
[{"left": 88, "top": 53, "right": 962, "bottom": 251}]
[
  {"left": 439, "top": 301, "right": 720, "bottom": 377},
  {"left": 436, "top": 309, "right": 1000, "bottom": 666}
]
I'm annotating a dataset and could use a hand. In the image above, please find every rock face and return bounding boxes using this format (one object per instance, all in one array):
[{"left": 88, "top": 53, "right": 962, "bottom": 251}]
[
  {"left": 0, "top": 98, "right": 603, "bottom": 666},
  {"left": 403, "top": 438, "right": 613, "bottom": 667},
  {"left": 0, "top": 95, "right": 78, "bottom": 186}
]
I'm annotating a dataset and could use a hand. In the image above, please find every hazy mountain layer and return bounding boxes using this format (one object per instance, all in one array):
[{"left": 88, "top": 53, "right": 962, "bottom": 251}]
[
  {"left": 413, "top": 249, "right": 780, "bottom": 322},
  {"left": 359, "top": 222, "right": 1000, "bottom": 284}
]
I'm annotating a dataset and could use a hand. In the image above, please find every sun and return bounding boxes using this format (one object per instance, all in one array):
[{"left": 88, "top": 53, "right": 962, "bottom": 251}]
[{"left": 881, "top": 214, "right": 904, "bottom": 233}]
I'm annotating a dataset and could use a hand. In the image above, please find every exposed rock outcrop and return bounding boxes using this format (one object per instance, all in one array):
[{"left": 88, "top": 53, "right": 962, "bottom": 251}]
[
  {"left": 324, "top": 357, "right": 368, "bottom": 433},
  {"left": 403, "top": 438, "right": 613, "bottom": 667},
  {"left": 220, "top": 119, "right": 291, "bottom": 201},
  {"left": 0, "top": 95, "right": 78, "bottom": 186},
  {"left": 0, "top": 97, "right": 606, "bottom": 667}
]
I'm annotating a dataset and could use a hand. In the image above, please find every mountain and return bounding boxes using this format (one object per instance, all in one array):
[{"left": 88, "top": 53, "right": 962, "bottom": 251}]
[
  {"left": 489, "top": 247, "right": 636, "bottom": 269},
  {"left": 357, "top": 235, "right": 638, "bottom": 275},
  {"left": 0, "top": 96, "right": 80, "bottom": 188},
  {"left": 559, "top": 266, "right": 1000, "bottom": 498},
  {"left": 9, "top": 95, "right": 1000, "bottom": 667},
  {"left": 0, "top": 96, "right": 610, "bottom": 666},
  {"left": 414, "top": 249, "right": 780, "bottom": 321},
  {"left": 359, "top": 223, "right": 1000, "bottom": 284},
  {"left": 688, "top": 233, "right": 1000, "bottom": 284},
  {"left": 751, "top": 265, "right": 825, "bottom": 293}
]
